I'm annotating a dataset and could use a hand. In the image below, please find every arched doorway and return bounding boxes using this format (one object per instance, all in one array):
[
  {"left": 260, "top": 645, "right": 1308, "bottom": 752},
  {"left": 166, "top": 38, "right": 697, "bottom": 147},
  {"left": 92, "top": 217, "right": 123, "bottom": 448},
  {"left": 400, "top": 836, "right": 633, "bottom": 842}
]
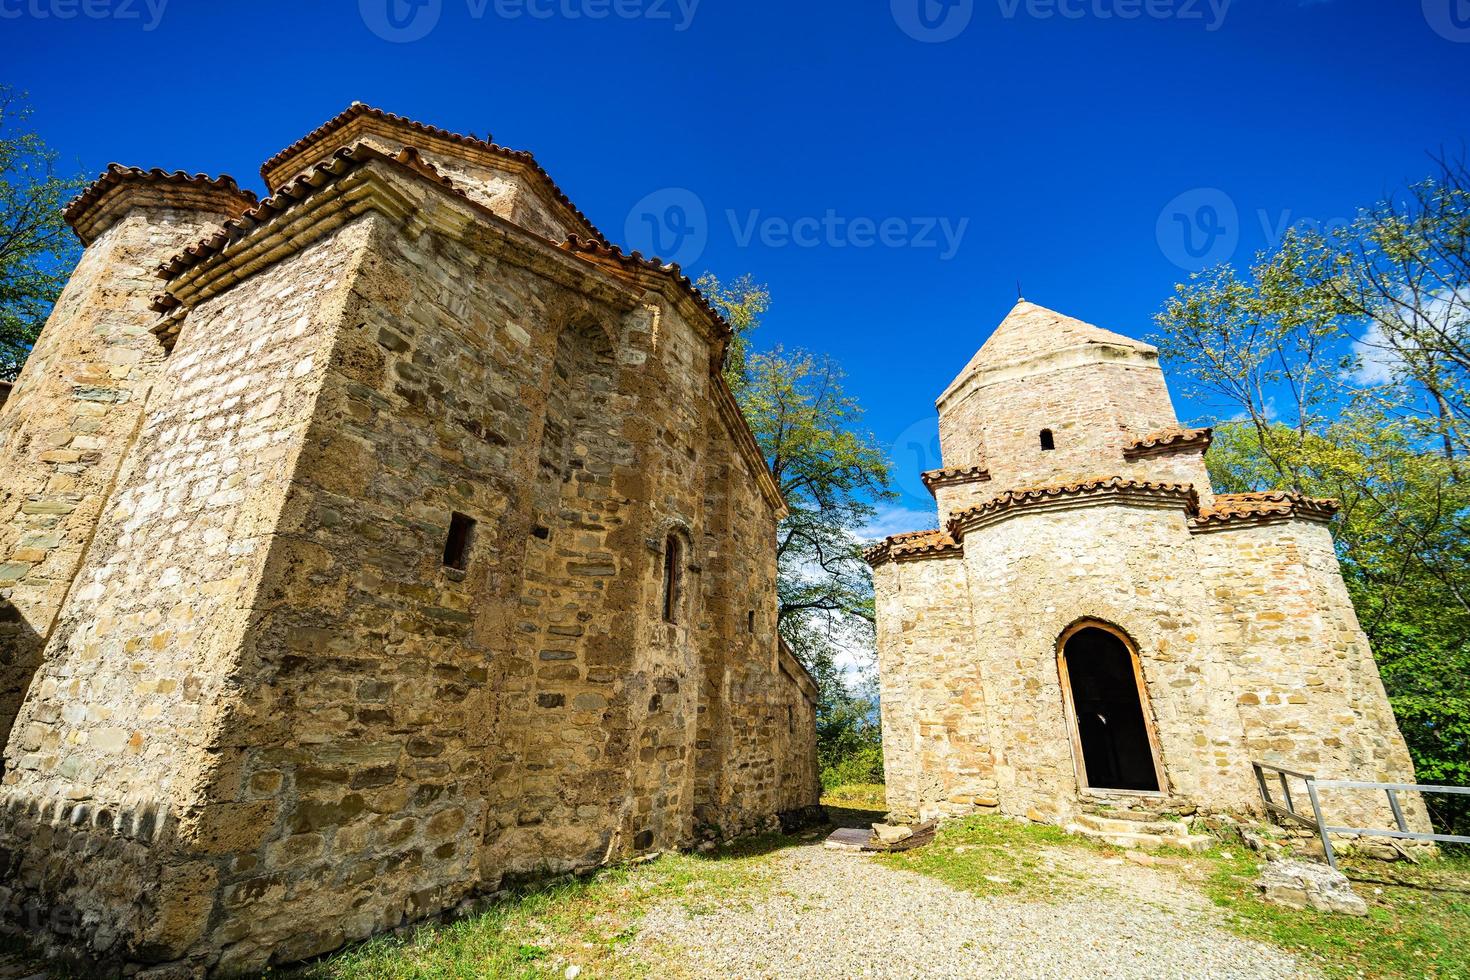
[{"left": 1057, "top": 622, "right": 1165, "bottom": 794}]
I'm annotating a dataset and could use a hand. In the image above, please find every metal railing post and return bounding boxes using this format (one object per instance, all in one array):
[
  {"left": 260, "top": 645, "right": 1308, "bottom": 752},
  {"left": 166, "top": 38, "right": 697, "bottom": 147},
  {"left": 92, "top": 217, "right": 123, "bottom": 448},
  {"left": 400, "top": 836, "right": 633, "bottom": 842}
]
[
  {"left": 1386, "top": 789, "right": 1408, "bottom": 833},
  {"left": 1254, "top": 764, "right": 1272, "bottom": 808},
  {"left": 1304, "top": 775, "right": 1337, "bottom": 871}
]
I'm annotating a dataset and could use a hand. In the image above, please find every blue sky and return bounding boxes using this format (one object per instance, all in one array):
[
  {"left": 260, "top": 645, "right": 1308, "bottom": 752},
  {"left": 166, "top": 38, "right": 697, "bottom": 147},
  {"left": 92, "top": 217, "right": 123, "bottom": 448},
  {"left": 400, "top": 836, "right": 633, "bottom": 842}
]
[{"left": 5, "top": 0, "right": 1468, "bottom": 529}]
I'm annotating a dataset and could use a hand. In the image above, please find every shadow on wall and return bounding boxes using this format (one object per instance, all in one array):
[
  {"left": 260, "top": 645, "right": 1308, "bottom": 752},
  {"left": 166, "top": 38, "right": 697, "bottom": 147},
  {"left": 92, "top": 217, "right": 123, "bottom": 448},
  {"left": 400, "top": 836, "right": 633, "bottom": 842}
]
[{"left": 0, "top": 595, "right": 43, "bottom": 770}]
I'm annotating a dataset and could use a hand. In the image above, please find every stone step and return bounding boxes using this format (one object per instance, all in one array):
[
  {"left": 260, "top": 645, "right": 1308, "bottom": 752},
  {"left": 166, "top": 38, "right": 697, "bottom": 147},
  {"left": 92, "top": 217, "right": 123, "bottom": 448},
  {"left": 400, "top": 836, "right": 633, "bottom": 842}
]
[
  {"left": 1065, "top": 823, "right": 1213, "bottom": 853},
  {"left": 1074, "top": 813, "right": 1189, "bottom": 837}
]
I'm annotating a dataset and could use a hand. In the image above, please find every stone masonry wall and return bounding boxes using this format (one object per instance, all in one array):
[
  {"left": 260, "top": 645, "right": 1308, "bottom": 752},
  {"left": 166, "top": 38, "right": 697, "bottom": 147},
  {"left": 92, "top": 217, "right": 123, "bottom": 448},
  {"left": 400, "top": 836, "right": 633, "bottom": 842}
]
[
  {"left": 0, "top": 159, "right": 816, "bottom": 972},
  {"left": 939, "top": 350, "right": 1182, "bottom": 494},
  {"left": 876, "top": 501, "right": 1426, "bottom": 831},
  {"left": 1192, "top": 520, "right": 1431, "bottom": 833},
  {"left": 0, "top": 204, "right": 237, "bottom": 759},
  {"left": 957, "top": 502, "right": 1253, "bottom": 824},
  {"left": 0, "top": 215, "right": 375, "bottom": 966},
  {"left": 872, "top": 555, "right": 994, "bottom": 823}
]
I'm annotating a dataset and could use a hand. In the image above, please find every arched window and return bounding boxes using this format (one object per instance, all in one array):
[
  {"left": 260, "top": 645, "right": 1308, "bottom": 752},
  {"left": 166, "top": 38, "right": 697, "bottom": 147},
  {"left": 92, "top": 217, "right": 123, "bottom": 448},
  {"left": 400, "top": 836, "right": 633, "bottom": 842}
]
[
  {"left": 662, "top": 534, "right": 684, "bottom": 624},
  {"left": 1040, "top": 428, "right": 1056, "bottom": 451}
]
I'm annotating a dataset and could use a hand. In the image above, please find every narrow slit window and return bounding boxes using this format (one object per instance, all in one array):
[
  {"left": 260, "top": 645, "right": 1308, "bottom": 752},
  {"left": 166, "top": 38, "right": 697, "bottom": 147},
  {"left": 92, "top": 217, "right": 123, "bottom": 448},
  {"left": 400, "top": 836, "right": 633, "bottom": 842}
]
[
  {"left": 443, "top": 512, "right": 475, "bottom": 571},
  {"left": 747, "top": 610, "right": 756, "bottom": 633},
  {"left": 662, "top": 535, "right": 684, "bottom": 624},
  {"left": 1040, "top": 428, "right": 1056, "bottom": 451}
]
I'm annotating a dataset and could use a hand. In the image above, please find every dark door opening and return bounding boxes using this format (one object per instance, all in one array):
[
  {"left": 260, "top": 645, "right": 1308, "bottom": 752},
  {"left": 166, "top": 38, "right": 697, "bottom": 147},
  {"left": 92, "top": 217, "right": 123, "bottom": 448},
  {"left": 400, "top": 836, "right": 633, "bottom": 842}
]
[{"left": 1062, "top": 626, "right": 1160, "bottom": 792}]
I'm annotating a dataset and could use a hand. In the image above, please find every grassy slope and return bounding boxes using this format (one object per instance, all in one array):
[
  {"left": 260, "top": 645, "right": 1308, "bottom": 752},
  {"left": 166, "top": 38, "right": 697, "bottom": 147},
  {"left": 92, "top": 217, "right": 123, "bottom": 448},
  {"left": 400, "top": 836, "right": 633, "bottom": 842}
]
[
  {"left": 265, "top": 786, "right": 1469, "bottom": 978},
  {"left": 278, "top": 835, "right": 790, "bottom": 980}
]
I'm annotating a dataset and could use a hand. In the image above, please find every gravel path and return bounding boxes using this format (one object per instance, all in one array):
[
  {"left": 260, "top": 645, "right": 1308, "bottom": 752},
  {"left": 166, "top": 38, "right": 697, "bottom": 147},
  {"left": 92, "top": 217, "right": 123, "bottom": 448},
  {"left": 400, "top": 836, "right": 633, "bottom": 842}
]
[{"left": 635, "top": 838, "right": 1314, "bottom": 979}]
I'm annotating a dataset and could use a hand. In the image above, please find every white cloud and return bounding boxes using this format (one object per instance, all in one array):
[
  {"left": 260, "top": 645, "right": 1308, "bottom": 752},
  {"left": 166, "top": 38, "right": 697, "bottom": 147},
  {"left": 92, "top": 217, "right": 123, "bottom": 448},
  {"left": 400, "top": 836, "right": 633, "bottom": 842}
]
[
  {"left": 1349, "top": 321, "right": 1400, "bottom": 385},
  {"left": 860, "top": 503, "right": 939, "bottom": 543}
]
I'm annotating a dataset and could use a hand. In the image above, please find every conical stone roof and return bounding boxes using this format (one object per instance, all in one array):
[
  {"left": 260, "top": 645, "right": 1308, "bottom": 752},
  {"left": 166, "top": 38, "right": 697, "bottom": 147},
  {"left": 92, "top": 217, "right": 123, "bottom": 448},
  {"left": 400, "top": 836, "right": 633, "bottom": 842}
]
[{"left": 939, "top": 301, "right": 1157, "bottom": 407}]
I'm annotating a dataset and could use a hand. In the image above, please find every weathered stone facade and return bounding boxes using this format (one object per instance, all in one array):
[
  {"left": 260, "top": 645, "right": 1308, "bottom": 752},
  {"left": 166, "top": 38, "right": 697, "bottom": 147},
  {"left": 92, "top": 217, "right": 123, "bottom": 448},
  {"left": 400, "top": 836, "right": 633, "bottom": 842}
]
[
  {"left": 869, "top": 301, "right": 1425, "bottom": 837},
  {"left": 0, "top": 105, "right": 818, "bottom": 975}
]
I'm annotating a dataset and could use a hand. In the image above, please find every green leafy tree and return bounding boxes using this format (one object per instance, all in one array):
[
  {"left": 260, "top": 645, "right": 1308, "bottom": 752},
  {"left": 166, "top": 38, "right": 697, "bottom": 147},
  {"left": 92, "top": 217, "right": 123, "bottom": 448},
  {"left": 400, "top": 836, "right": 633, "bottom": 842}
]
[
  {"left": 1156, "top": 158, "right": 1470, "bottom": 834},
  {"left": 699, "top": 273, "right": 891, "bottom": 787},
  {"left": 1, "top": 87, "right": 83, "bottom": 380}
]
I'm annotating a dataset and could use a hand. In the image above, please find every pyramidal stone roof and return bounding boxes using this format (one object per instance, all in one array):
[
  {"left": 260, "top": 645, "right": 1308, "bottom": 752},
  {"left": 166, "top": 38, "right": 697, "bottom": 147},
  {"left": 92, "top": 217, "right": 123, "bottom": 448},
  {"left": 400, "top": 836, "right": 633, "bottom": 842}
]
[{"left": 939, "top": 300, "right": 1157, "bottom": 406}]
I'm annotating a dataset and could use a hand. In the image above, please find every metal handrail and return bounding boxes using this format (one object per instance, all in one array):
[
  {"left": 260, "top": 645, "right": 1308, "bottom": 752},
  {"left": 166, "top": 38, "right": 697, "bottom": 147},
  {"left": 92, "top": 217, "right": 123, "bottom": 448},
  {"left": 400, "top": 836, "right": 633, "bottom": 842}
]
[{"left": 1252, "top": 761, "right": 1470, "bottom": 870}]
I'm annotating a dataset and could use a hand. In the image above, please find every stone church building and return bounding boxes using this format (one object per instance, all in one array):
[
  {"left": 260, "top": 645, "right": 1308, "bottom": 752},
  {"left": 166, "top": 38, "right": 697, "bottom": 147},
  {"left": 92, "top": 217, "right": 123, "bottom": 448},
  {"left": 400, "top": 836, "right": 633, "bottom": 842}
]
[
  {"left": 0, "top": 105, "right": 819, "bottom": 973},
  {"left": 868, "top": 301, "right": 1424, "bottom": 834}
]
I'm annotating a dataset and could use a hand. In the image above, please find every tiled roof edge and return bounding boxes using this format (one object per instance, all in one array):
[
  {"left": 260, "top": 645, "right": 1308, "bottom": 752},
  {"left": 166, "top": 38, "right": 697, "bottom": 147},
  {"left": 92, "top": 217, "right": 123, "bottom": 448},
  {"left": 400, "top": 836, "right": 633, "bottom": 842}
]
[
  {"left": 921, "top": 465, "right": 992, "bottom": 494},
  {"left": 863, "top": 529, "right": 961, "bottom": 568},
  {"left": 948, "top": 477, "right": 1200, "bottom": 535},
  {"left": 258, "top": 103, "right": 607, "bottom": 245},
  {"left": 1124, "top": 426, "right": 1213, "bottom": 459},
  {"left": 1190, "top": 491, "right": 1339, "bottom": 532},
  {"left": 560, "top": 235, "right": 732, "bottom": 341},
  {"left": 64, "top": 165, "right": 258, "bottom": 245}
]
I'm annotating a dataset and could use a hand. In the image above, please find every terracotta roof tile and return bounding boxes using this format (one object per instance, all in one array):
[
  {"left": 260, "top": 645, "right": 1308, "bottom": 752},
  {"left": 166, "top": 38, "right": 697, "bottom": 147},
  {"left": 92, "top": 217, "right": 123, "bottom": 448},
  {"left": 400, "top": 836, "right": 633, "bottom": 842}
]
[
  {"left": 153, "top": 146, "right": 730, "bottom": 350},
  {"left": 258, "top": 103, "right": 607, "bottom": 245},
  {"left": 1124, "top": 426, "right": 1213, "bottom": 459},
  {"left": 63, "top": 165, "right": 257, "bottom": 245},
  {"left": 947, "top": 476, "right": 1200, "bottom": 535},
  {"left": 559, "top": 235, "right": 731, "bottom": 340},
  {"left": 154, "top": 143, "right": 429, "bottom": 284},
  {"left": 921, "top": 465, "right": 992, "bottom": 493},
  {"left": 863, "top": 528, "right": 959, "bottom": 566},
  {"left": 1192, "top": 491, "right": 1338, "bottom": 530}
]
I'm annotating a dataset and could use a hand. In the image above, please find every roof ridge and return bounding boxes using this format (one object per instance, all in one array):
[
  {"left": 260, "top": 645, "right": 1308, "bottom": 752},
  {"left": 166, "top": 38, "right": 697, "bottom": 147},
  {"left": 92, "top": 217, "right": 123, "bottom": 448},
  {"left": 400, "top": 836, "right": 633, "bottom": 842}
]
[
  {"left": 63, "top": 165, "right": 258, "bottom": 244},
  {"left": 560, "top": 235, "right": 731, "bottom": 339},
  {"left": 258, "top": 103, "right": 607, "bottom": 245}
]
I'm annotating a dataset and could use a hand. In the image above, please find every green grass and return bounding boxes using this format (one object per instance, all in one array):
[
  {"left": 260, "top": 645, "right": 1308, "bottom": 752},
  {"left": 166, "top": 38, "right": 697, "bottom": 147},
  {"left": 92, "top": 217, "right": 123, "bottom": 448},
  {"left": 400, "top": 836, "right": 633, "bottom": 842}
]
[
  {"left": 818, "top": 782, "right": 886, "bottom": 810},
  {"left": 280, "top": 835, "right": 789, "bottom": 980},
  {"left": 876, "top": 812, "right": 1093, "bottom": 901},
  {"left": 1200, "top": 848, "right": 1470, "bottom": 979},
  {"left": 840, "top": 794, "right": 1470, "bottom": 980}
]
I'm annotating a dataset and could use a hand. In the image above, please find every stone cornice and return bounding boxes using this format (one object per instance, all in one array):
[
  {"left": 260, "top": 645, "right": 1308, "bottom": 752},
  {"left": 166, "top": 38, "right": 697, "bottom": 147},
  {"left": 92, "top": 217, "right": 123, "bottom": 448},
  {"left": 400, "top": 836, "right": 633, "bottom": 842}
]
[
  {"left": 867, "top": 479, "right": 1341, "bottom": 566},
  {"left": 148, "top": 142, "right": 782, "bottom": 521},
  {"left": 863, "top": 529, "right": 962, "bottom": 568},
  {"left": 712, "top": 378, "right": 786, "bottom": 517},
  {"left": 778, "top": 637, "right": 820, "bottom": 705},
  {"left": 921, "top": 465, "right": 992, "bottom": 495},
  {"left": 258, "top": 103, "right": 607, "bottom": 245},
  {"left": 64, "top": 165, "right": 258, "bottom": 246},
  {"left": 1123, "top": 426, "right": 1213, "bottom": 460},
  {"left": 1190, "top": 492, "right": 1338, "bottom": 534},
  {"left": 947, "top": 477, "right": 1200, "bottom": 537}
]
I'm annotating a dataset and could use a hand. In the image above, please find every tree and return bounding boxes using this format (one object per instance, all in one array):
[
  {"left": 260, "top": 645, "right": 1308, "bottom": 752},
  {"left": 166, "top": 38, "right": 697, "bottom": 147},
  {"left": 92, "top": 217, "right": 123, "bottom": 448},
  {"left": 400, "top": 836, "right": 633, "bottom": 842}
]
[
  {"left": 1155, "top": 158, "right": 1470, "bottom": 834},
  {"left": 0, "top": 87, "right": 84, "bottom": 380},
  {"left": 699, "top": 273, "right": 892, "bottom": 787}
]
